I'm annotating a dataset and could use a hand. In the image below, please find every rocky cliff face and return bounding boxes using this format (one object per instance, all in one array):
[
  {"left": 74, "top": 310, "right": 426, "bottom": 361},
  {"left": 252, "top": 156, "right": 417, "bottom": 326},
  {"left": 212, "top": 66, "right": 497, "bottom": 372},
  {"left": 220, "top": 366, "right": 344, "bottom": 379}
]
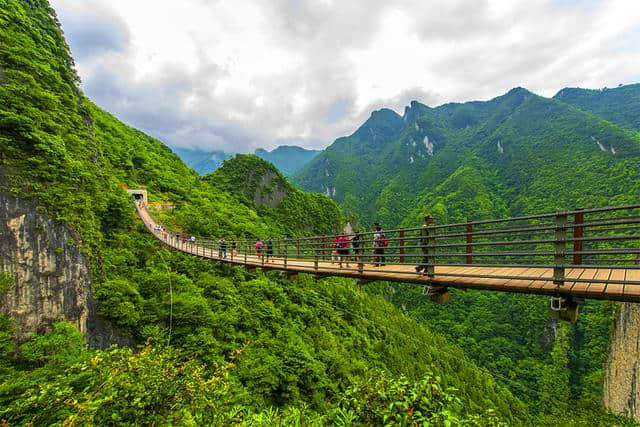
[
  {"left": 0, "top": 188, "right": 136, "bottom": 348},
  {"left": 0, "top": 188, "right": 92, "bottom": 342},
  {"left": 603, "top": 303, "right": 640, "bottom": 420}
]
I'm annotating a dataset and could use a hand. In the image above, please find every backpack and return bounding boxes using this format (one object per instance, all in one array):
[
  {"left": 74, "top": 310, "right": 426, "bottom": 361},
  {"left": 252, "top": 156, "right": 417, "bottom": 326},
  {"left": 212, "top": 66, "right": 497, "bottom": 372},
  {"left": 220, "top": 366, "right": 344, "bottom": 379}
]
[{"left": 381, "top": 233, "right": 389, "bottom": 247}]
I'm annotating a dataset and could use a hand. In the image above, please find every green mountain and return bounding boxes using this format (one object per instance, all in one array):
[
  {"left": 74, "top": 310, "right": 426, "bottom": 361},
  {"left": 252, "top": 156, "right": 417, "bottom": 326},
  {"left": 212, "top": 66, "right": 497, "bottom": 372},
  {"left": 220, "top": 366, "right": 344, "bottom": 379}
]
[
  {"left": 255, "top": 145, "right": 321, "bottom": 177},
  {"left": 554, "top": 83, "right": 640, "bottom": 131},
  {"left": 0, "top": 0, "right": 549, "bottom": 424},
  {"left": 292, "top": 85, "right": 640, "bottom": 417},
  {"left": 205, "top": 154, "right": 343, "bottom": 236},
  {"left": 294, "top": 87, "right": 640, "bottom": 228}
]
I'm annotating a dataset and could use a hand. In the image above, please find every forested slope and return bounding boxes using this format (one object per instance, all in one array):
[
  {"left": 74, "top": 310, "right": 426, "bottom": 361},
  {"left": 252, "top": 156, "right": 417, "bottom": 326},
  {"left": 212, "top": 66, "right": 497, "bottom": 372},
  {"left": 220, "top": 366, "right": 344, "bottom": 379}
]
[
  {"left": 0, "top": 0, "right": 546, "bottom": 424},
  {"left": 554, "top": 83, "right": 640, "bottom": 132},
  {"left": 294, "top": 87, "right": 640, "bottom": 228},
  {"left": 293, "top": 73, "right": 640, "bottom": 421}
]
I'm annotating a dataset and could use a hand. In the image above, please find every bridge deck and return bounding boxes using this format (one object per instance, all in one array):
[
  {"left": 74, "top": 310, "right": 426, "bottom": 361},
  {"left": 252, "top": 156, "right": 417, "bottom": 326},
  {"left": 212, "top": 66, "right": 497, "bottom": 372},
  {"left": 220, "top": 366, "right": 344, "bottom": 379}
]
[{"left": 137, "top": 206, "right": 640, "bottom": 302}]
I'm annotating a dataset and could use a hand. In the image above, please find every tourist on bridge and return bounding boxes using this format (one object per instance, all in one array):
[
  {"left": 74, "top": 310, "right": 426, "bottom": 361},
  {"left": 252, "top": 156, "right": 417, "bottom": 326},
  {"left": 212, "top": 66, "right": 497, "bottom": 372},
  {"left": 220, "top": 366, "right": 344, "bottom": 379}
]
[
  {"left": 373, "top": 223, "right": 388, "bottom": 267},
  {"left": 230, "top": 239, "right": 237, "bottom": 257},
  {"left": 219, "top": 238, "right": 227, "bottom": 258},
  {"left": 330, "top": 236, "right": 339, "bottom": 264},
  {"left": 415, "top": 215, "right": 433, "bottom": 273},
  {"left": 255, "top": 239, "right": 263, "bottom": 259},
  {"left": 352, "top": 230, "right": 364, "bottom": 264},
  {"left": 336, "top": 234, "right": 351, "bottom": 268},
  {"left": 266, "top": 238, "right": 274, "bottom": 263}
]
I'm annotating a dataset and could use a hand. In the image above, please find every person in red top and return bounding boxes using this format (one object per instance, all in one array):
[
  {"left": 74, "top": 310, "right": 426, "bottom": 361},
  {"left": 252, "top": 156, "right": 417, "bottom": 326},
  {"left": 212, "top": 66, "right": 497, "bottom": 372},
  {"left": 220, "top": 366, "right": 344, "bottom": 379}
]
[
  {"left": 255, "top": 239, "right": 264, "bottom": 260},
  {"left": 336, "top": 234, "right": 351, "bottom": 268}
]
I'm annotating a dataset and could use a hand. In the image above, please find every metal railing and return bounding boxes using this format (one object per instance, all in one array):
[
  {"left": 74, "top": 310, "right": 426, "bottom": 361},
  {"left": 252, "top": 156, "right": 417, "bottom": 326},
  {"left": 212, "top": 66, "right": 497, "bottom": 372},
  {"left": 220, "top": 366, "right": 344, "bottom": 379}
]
[{"left": 135, "top": 201, "right": 640, "bottom": 292}]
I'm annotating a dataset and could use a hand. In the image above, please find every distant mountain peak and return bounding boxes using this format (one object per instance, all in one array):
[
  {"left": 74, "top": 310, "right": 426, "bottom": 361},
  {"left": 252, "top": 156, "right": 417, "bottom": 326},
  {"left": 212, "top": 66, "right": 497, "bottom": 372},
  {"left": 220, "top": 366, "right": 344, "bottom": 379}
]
[
  {"left": 403, "top": 100, "right": 431, "bottom": 124},
  {"left": 254, "top": 145, "right": 321, "bottom": 177}
]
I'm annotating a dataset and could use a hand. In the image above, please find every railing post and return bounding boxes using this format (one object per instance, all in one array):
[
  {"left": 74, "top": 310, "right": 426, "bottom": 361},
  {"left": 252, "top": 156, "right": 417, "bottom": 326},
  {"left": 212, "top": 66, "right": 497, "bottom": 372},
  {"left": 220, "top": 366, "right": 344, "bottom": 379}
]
[
  {"left": 297, "top": 239, "right": 300, "bottom": 259},
  {"left": 554, "top": 212, "right": 568, "bottom": 286},
  {"left": 426, "top": 217, "right": 435, "bottom": 278},
  {"left": 399, "top": 228, "right": 405, "bottom": 263},
  {"left": 322, "top": 237, "right": 327, "bottom": 261},
  {"left": 314, "top": 247, "right": 319, "bottom": 271},
  {"left": 466, "top": 222, "right": 473, "bottom": 264},
  {"left": 284, "top": 242, "right": 288, "bottom": 268},
  {"left": 573, "top": 209, "right": 584, "bottom": 265}
]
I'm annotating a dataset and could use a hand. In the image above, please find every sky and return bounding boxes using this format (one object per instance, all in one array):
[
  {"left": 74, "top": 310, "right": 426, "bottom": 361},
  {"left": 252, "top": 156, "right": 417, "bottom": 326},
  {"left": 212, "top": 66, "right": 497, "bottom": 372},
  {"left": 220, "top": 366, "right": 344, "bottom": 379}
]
[{"left": 50, "top": 0, "right": 640, "bottom": 153}]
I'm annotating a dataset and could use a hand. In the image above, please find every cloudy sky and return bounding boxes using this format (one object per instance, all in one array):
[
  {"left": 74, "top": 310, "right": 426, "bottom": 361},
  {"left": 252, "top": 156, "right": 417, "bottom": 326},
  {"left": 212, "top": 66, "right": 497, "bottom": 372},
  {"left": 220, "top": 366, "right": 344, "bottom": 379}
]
[{"left": 51, "top": 0, "right": 640, "bottom": 153}]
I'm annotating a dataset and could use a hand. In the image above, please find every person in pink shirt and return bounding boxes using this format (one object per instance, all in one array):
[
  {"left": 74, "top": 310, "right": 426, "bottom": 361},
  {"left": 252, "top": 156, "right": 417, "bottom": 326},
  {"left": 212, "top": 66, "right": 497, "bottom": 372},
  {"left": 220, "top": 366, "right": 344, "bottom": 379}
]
[{"left": 336, "top": 234, "right": 351, "bottom": 268}]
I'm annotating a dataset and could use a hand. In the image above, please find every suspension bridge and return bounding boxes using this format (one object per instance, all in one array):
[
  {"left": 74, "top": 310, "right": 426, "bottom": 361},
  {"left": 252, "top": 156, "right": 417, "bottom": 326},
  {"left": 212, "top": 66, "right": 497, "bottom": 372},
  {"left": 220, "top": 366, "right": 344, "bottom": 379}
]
[{"left": 134, "top": 199, "right": 640, "bottom": 321}]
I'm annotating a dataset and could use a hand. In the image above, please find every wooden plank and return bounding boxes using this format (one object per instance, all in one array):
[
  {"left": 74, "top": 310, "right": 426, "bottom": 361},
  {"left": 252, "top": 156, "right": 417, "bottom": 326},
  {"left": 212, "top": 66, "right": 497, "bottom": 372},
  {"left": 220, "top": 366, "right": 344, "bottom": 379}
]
[
  {"left": 526, "top": 268, "right": 555, "bottom": 291},
  {"left": 605, "top": 269, "right": 626, "bottom": 298},
  {"left": 568, "top": 269, "right": 597, "bottom": 297},
  {"left": 498, "top": 268, "right": 546, "bottom": 291},
  {"left": 584, "top": 269, "right": 612, "bottom": 297},
  {"left": 536, "top": 268, "right": 578, "bottom": 293},
  {"left": 475, "top": 267, "right": 530, "bottom": 289},
  {"left": 445, "top": 267, "right": 502, "bottom": 286},
  {"left": 425, "top": 266, "right": 485, "bottom": 285},
  {"left": 623, "top": 269, "right": 640, "bottom": 298}
]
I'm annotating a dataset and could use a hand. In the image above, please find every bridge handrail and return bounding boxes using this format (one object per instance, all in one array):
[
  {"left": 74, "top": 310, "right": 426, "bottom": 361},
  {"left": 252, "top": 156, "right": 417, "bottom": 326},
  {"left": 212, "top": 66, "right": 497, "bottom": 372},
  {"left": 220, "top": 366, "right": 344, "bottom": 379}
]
[{"left": 135, "top": 201, "right": 640, "bottom": 291}]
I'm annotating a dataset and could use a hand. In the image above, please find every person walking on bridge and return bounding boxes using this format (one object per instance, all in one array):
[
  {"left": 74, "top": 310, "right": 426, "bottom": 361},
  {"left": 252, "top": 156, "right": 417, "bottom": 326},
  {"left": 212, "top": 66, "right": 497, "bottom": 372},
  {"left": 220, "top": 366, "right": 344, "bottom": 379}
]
[
  {"left": 266, "top": 238, "right": 274, "bottom": 263},
  {"left": 336, "top": 234, "right": 351, "bottom": 268},
  {"left": 255, "top": 239, "right": 263, "bottom": 259},
  {"left": 219, "top": 238, "right": 227, "bottom": 259},
  {"left": 373, "top": 223, "right": 387, "bottom": 267},
  {"left": 416, "top": 215, "right": 433, "bottom": 273},
  {"left": 352, "top": 230, "right": 364, "bottom": 264}
]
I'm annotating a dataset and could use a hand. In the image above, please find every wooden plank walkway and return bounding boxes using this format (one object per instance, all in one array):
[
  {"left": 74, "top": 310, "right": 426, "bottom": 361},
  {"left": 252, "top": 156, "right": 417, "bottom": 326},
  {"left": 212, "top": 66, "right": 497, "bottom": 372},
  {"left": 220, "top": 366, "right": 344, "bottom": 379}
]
[{"left": 137, "top": 205, "right": 640, "bottom": 303}]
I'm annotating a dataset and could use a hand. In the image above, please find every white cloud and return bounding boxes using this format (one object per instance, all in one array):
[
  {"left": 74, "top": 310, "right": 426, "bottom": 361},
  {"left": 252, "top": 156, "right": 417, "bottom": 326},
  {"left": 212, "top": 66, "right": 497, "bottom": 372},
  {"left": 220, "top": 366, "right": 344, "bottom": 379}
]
[{"left": 51, "top": 0, "right": 640, "bottom": 152}]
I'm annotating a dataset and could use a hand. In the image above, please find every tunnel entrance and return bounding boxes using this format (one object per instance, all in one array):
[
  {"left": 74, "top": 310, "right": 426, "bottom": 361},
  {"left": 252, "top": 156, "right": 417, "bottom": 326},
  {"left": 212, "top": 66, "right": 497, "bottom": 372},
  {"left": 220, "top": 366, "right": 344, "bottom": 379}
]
[{"left": 126, "top": 189, "right": 148, "bottom": 202}]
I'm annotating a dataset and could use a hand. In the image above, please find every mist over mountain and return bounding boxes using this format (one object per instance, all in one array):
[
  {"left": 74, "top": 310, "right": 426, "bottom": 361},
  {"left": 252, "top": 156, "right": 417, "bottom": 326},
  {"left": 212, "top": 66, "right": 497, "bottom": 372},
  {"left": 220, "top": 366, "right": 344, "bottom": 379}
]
[
  {"left": 170, "top": 146, "right": 233, "bottom": 175},
  {"left": 254, "top": 145, "right": 321, "bottom": 176},
  {"left": 171, "top": 145, "right": 320, "bottom": 176}
]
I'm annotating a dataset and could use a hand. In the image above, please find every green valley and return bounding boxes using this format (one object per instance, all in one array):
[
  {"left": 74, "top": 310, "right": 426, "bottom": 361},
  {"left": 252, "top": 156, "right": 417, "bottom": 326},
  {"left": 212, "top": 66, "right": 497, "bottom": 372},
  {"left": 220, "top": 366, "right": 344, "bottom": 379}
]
[{"left": 0, "top": 0, "right": 639, "bottom": 425}]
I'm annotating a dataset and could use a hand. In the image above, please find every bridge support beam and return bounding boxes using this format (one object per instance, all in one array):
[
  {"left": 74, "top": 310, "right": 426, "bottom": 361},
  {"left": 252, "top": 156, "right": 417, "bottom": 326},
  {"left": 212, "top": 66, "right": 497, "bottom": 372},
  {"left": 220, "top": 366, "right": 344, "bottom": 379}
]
[
  {"left": 550, "top": 296, "right": 580, "bottom": 323},
  {"left": 425, "top": 285, "right": 450, "bottom": 305}
]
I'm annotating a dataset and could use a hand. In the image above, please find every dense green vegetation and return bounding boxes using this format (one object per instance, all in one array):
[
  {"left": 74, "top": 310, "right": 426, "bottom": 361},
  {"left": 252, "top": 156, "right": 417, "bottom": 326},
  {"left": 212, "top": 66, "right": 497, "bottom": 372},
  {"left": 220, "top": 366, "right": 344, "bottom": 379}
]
[
  {"left": 1, "top": 230, "right": 529, "bottom": 425},
  {"left": 366, "top": 283, "right": 618, "bottom": 412},
  {"left": 554, "top": 84, "right": 640, "bottom": 131},
  {"left": 1, "top": 0, "right": 638, "bottom": 424},
  {"left": 0, "top": 1, "right": 537, "bottom": 424},
  {"left": 295, "top": 87, "right": 640, "bottom": 228},
  {"left": 204, "top": 154, "right": 344, "bottom": 236},
  {"left": 292, "top": 82, "right": 640, "bottom": 418}
]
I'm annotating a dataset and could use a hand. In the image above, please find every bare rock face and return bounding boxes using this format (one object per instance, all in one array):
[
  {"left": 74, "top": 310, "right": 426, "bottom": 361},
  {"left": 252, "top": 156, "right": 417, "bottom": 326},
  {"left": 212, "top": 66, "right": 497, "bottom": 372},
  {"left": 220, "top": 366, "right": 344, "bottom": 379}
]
[
  {"left": 0, "top": 189, "right": 91, "bottom": 341},
  {"left": 603, "top": 303, "right": 640, "bottom": 420},
  {"left": 253, "top": 171, "right": 287, "bottom": 209}
]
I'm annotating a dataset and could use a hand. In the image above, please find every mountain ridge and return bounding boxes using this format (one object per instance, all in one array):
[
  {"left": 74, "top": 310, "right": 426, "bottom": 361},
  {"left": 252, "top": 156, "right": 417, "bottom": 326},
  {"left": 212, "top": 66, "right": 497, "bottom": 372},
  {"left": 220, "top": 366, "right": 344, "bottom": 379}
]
[{"left": 294, "top": 84, "right": 640, "bottom": 227}]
